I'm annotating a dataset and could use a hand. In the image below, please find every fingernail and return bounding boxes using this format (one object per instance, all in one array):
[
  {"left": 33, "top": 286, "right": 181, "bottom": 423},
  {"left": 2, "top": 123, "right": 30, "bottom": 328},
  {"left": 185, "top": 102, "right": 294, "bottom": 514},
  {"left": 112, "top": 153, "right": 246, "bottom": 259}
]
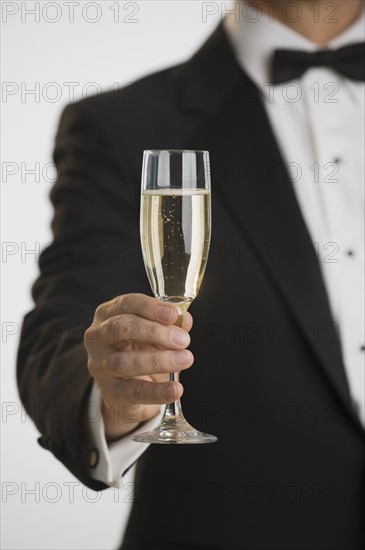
[
  {"left": 171, "top": 350, "right": 190, "bottom": 366},
  {"left": 170, "top": 329, "right": 190, "bottom": 346},
  {"left": 157, "top": 306, "right": 174, "bottom": 321}
]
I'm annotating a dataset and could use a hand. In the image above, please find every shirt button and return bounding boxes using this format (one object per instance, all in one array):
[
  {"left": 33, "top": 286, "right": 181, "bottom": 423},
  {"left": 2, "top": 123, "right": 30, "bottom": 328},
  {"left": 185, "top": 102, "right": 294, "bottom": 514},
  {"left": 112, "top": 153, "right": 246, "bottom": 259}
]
[
  {"left": 346, "top": 250, "right": 355, "bottom": 257},
  {"left": 360, "top": 345, "right": 365, "bottom": 352},
  {"left": 88, "top": 448, "right": 99, "bottom": 468},
  {"left": 333, "top": 158, "right": 341, "bottom": 164}
]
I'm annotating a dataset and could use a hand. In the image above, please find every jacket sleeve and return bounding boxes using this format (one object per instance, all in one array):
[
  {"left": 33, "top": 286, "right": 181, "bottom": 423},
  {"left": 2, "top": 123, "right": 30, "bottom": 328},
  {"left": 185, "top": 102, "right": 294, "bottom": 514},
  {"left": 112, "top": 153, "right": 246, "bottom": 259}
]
[{"left": 17, "top": 99, "right": 148, "bottom": 490}]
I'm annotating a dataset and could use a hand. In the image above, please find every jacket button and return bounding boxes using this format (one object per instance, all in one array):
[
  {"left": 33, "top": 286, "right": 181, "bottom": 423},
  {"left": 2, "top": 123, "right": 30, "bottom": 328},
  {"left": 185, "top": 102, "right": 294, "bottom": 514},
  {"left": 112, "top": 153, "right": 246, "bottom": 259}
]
[{"left": 88, "top": 448, "right": 99, "bottom": 468}]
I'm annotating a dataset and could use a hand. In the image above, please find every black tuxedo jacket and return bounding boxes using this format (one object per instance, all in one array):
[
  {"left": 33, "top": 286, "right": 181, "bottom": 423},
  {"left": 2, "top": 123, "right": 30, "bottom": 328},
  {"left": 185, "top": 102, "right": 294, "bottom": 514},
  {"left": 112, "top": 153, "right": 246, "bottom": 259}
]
[{"left": 17, "top": 24, "right": 364, "bottom": 550}]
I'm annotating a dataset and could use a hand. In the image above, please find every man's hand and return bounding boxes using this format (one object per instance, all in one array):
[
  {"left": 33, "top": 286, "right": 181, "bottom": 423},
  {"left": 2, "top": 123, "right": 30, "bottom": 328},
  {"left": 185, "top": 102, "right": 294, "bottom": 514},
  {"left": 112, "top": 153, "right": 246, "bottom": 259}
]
[{"left": 84, "top": 293, "right": 193, "bottom": 441}]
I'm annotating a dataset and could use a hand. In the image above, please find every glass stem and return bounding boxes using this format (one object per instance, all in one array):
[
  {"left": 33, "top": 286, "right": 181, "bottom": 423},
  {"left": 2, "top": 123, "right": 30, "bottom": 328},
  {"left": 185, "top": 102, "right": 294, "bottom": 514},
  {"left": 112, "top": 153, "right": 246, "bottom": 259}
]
[
  {"left": 163, "top": 372, "right": 185, "bottom": 423},
  {"left": 163, "top": 306, "right": 189, "bottom": 424}
]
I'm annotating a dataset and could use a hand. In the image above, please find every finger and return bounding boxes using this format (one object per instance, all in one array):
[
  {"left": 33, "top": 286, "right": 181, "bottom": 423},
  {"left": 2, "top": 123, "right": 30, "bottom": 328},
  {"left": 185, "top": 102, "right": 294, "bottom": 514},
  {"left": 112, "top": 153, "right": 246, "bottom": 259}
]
[
  {"left": 119, "top": 378, "right": 184, "bottom": 405},
  {"left": 101, "top": 314, "right": 191, "bottom": 349},
  {"left": 101, "top": 397, "right": 162, "bottom": 426},
  {"left": 101, "top": 349, "right": 194, "bottom": 378},
  {"left": 181, "top": 311, "right": 193, "bottom": 332},
  {"left": 95, "top": 293, "right": 180, "bottom": 326}
]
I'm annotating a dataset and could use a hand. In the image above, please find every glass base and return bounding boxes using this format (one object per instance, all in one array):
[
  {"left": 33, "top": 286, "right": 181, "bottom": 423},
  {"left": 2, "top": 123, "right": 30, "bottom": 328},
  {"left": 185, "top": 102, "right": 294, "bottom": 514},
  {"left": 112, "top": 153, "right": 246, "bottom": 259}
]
[{"left": 132, "top": 419, "right": 218, "bottom": 444}]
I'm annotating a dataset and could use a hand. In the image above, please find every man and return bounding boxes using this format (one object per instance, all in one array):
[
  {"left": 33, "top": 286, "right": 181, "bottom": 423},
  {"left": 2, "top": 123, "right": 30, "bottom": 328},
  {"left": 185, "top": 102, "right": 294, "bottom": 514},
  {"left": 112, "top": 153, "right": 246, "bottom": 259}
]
[{"left": 17, "top": 1, "right": 365, "bottom": 548}]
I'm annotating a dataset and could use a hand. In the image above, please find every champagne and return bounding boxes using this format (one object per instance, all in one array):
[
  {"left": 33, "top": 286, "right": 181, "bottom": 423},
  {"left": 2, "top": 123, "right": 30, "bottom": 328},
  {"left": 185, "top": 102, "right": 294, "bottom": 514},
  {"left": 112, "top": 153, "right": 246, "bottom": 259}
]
[
  {"left": 140, "top": 188, "right": 211, "bottom": 306},
  {"left": 134, "top": 150, "right": 217, "bottom": 444}
]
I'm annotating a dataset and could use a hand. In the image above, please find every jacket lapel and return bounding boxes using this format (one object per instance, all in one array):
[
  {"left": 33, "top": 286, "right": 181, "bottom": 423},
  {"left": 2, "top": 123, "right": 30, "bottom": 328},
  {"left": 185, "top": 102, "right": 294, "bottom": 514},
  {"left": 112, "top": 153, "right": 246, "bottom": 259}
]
[{"left": 179, "top": 23, "right": 362, "bottom": 430}]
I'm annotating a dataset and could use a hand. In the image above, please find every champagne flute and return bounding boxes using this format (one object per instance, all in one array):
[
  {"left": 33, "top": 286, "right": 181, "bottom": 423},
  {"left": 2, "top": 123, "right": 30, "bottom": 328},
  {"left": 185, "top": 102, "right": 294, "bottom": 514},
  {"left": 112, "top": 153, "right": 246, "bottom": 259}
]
[{"left": 132, "top": 150, "right": 217, "bottom": 444}]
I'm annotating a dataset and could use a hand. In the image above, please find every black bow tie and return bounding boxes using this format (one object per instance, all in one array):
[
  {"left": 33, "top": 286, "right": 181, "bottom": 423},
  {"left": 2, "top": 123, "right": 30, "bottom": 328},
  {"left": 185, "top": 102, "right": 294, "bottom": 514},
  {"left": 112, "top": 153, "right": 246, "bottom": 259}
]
[{"left": 271, "top": 42, "right": 365, "bottom": 84}]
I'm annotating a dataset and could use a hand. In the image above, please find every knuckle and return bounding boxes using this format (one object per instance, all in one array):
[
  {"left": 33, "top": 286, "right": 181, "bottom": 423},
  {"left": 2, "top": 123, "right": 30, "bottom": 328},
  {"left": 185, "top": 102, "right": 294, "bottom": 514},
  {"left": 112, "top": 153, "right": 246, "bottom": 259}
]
[
  {"left": 116, "top": 294, "right": 129, "bottom": 313},
  {"left": 83, "top": 328, "right": 91, "bottom": 348},
  {"left": 149, "top": 322, "right": 162, "bottom": 342},
  {"left": 116, "top": 293, "right": 140, "bottom": 315},
  {"left": 133, "top": 383, "right": 145, "bottom": 402},
  {"left": 87, "top": 357, "right": 98, "bottom": 377},
  {"left": 83, "top": 324, "right": 99, "bottom": 347},
  {"left": 102, "top": 317, "right": 117, "bottom": 340},
  {"left": 131, "top": 292, "right": 143, "bottom": 301},
  {"left": 95, "top": 302, "right": 106, "bottom": 319},
  {"left": 152, "top": 351, "right": 162, "bottom": 372},
  {"left": 117, "top": 317, "right": 134, "bottom": 341},
  {"left": 117, "top": 316, "right": 128, "bottom": 333},
  {"left": 105, "top": 316, "right": 131, "bottom": 343},
  {"left": 113, "top": 352, "right": 129, "bottom": 376}
]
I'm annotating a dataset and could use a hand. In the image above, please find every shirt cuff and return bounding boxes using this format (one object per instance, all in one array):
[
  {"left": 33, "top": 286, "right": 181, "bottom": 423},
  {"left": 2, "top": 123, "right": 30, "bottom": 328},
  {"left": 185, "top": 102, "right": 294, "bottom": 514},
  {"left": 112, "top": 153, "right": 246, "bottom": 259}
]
[{"left": 87, "top": 382, "right": 164, "bottom": 487}]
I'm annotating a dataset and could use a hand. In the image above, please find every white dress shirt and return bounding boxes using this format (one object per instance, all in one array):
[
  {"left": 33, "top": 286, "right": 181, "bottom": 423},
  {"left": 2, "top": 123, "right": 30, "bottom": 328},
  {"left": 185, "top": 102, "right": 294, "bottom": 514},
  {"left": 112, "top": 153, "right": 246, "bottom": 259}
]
[{"left": 88, "top": 9, "right": 365, "bottom": 487}]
